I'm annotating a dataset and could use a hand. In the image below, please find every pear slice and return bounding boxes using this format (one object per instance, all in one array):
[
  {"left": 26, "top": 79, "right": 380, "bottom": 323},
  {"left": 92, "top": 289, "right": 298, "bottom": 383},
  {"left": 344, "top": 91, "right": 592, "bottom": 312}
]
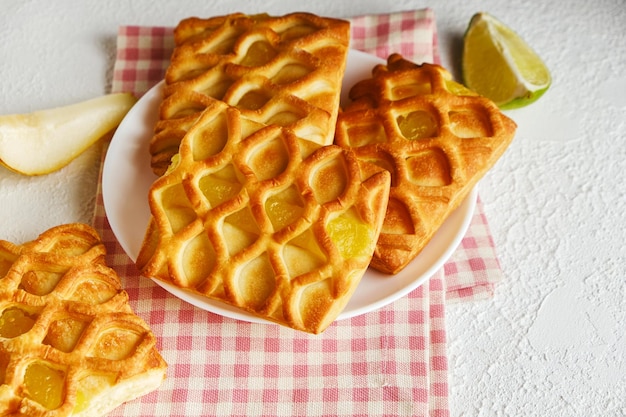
[{"left": 0, "top": 93, "right": 137, "bottom": 175}]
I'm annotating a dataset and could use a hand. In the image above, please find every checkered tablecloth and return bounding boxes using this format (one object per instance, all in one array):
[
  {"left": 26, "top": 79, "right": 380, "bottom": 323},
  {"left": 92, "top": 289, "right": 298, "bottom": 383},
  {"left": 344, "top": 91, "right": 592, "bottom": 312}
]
[{"left": 93, "top": 9, "right": 504, "bottom": 417}]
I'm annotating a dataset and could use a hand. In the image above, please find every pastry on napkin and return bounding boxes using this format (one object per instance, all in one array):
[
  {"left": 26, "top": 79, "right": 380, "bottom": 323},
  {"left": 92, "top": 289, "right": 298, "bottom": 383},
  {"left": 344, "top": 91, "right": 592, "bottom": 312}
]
[{"left": 0, "top": 223, "right": 167, "bottom": 416}]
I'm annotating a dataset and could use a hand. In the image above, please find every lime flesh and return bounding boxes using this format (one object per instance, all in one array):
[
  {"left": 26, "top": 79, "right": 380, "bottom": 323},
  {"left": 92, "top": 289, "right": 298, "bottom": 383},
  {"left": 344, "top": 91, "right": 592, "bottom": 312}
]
[{"left": 462, "top": 12, "right": 551, "bottom": 108}]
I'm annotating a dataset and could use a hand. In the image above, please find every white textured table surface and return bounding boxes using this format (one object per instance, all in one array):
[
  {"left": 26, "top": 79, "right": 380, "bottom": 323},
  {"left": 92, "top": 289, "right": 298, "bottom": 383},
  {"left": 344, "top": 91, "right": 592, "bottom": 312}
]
[{"left": 1, "top": 1, "right": 624, "bottom": 416}]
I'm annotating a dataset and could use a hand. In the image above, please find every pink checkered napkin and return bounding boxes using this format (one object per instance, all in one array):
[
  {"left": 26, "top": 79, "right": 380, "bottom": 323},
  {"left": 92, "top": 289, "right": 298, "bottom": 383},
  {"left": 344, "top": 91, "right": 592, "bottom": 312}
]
[
  {"left": 444, "top": 197, "right": 503, "bottom": 302},
  {"left": 93, "top": 9, "right": 502, "bottom": 416}
]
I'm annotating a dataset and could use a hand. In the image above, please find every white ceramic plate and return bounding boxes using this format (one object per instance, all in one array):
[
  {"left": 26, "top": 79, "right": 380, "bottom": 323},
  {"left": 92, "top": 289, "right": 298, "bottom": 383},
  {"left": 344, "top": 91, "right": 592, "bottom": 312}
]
[{"left": 102, "top": 49, "right": 476, "bottom": 323}]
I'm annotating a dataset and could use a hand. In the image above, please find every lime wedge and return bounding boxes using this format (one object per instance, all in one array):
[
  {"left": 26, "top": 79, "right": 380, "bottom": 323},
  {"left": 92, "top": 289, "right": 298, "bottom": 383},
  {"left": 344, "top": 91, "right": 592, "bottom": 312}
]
[{"left": 462, "top": 12, "right": 551, "bottom": 109}]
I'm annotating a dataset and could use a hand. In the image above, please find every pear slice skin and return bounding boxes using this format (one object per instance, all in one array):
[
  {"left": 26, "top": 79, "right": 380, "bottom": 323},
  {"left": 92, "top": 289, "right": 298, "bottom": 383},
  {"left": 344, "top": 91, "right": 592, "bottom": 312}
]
[{"left": 0, "top": 93, "right": 137, "bottom": 175}]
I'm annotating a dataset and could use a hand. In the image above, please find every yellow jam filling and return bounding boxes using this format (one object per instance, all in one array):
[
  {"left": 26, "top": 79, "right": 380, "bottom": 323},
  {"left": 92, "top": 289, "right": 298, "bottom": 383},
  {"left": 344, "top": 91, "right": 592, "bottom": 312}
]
[
  {"left": 24, "top": 362, "right": 66, "bottom": 410},
  {"left": 265, "top": 187, "right": 304, "bottom": 231},
  {"left": 0, "top": 307, "right": 36, "bottom": 338},
  {"left": 396, "top": 110, "right": 438, "bottom": 140},
  {"left": 199, "top": 165, "right": 242, "bottom": 208},
  {"left": 240, "top": 40, "right": 277, "bottom": 67},
  {"left": 326, "top": 210, "right": 375, "bottom": 259}
]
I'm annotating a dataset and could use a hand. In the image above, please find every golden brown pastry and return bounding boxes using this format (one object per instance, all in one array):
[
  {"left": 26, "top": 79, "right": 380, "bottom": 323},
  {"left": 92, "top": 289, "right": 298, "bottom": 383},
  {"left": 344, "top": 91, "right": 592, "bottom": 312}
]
[
  {"left": 137, "top": 100, "right": 391, "bottom": 334},
  {"left": 335, "top": 54, "right": 517, "bottom": 274},
  {"left": 149, "top": 12, "right": 351, "bottom": 176},
  {"left": 0, "top": 223, "right": 167, "bottom": 416}
]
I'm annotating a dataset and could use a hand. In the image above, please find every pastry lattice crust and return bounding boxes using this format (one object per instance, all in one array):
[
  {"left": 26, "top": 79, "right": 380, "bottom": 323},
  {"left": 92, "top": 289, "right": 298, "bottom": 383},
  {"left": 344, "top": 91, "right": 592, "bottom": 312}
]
[
  {"left": 0, "top": 224, "right": 166, "bottom": 416},
  {"left": 335, "top": 54, "right": 517, "bottom": 274},
  {"left": 137, "top": 99, "right": 390, "bottom": 334},
  {"left": 149, "top": 12, "right": 351, "bottom": 176}
]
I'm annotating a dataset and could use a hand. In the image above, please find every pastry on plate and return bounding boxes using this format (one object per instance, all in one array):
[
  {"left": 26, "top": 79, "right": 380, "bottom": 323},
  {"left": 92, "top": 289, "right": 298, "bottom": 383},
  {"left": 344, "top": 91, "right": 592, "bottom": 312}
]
[
  {"left": 0, "top": 223, "right": 166, "bottom": 416},
  {"left": 137, "top": 100, "right": 391, "bottom": 334},
  {"left": 149, "top": 12, "right": 350, "bottom": 176},
  {"left": 335, "top": 54, "right": 517, "bottom": 274}
]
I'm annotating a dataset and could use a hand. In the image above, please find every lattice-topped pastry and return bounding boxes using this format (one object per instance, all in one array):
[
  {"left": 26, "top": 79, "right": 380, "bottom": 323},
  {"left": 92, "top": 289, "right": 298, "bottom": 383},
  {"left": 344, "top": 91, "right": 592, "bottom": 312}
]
[
  {"left": 0, "top": 224, "right": 167, "bottom": 416},
  {"left": 149, "top": 12, "right": 350, "bottom": 175},
  {"left": 335, "top": 54, "right": 517, "bottom": 274},
  {"left": 137, "top": 100, "right": 390, "bottom": 334}
]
